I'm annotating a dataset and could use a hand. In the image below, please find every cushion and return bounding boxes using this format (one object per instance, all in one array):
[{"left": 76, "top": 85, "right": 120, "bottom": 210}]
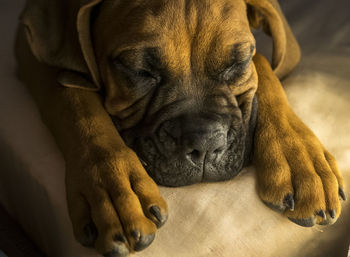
[{"left": 0, "top": 0, "right": 349, "bottom": 256}]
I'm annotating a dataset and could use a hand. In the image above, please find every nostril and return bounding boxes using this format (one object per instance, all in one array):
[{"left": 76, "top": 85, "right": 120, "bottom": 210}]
[
  {"left": 189, "top": 149, "right": 200, "bottom": 159},
  {"left": 186, "top": 149, "right": 204, "bottom": 166}
]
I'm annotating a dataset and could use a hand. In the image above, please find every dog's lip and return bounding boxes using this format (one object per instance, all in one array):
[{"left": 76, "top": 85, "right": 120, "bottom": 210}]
[
  {"left": 135, "top": 125, "right": 248, "bottom": 186},
  {"left": 128, "top": 95, "right": 257, "bottom": 186}
]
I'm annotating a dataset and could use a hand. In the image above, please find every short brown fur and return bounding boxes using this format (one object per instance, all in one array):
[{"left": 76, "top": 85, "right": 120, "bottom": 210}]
[{"left": 15, "top": 0, "right": 345, "bottom": 255}]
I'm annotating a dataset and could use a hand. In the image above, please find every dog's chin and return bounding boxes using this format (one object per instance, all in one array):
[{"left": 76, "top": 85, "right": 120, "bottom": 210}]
[{"left": 120, "top": 96, "right": 258, "bottom": 187}]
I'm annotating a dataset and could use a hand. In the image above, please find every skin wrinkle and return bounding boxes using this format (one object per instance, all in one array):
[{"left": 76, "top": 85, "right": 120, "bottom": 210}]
[
  {"left": 16, "top": 0, "right": 346, "bottom": 255},
  {"left": 90, "top": 0, "right": 258, "bottom": 186}
]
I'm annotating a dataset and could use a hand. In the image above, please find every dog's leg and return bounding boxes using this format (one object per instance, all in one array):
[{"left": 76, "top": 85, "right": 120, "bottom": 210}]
[
  {"left": 15, "top": 27, "right": 167, "bottom": 256},
  {"left": 253, "top": 53, "right": 345, "bottom": 227}
]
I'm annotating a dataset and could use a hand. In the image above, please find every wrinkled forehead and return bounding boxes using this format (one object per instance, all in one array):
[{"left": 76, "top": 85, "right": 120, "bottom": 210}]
[{"left": 94, "top": 0, "right": 253, "bottom": 70}]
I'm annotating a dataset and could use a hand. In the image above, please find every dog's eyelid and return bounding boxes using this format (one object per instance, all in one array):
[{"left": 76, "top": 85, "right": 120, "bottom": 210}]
[
  {"left": 136, "top": 69, "right": 161, "bottom": 83},
  {"left": 228, "top": 42, "right": 255, "bottom": 65},
  {"left": 112, "top": 58, "right": 161, "bottom": 91},
  {"left": 220, "top": 56, "right": 252, "bottom": 81},
  {"left": 208, "top": 57, "right": 250, "bottom": 85},
  {"left": 111, "top": 50, "right": 162, "bottom": 78},
  {"left": 112, "top": 57, "right": 151, "bottom": 76}
]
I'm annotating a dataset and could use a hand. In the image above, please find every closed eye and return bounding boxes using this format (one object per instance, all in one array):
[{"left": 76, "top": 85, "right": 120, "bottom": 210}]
[
  {"left": 220, "top": 57, "right": 252, "bottom": 83},
  {"left": 132, "top": 69, "right": 161, "bottom": 87},
  {"left": 112, "top": 57, "right": 161, "bottom": 90},
  {"left": 136, "top": 69, "right": 158, "bottom": 81},
  {"left": 125, "top": 68, "right": 160, "bottom": 92}
]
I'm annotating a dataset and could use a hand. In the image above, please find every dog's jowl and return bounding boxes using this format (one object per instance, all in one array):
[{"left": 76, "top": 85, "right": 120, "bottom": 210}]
[
  {"left": 16, "top": 0, "right": 346, "bottom": 256},
  {"left": 92, "top": 0, "right": 259, "bottom": 186},
  {"left": 113, "top": 49, "right": 258, "bottom": 186}
]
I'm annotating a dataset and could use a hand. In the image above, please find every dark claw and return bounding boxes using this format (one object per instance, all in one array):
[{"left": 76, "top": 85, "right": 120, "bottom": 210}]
[
  {"left": 283, "top": 194, "right": 295, "bottom": 211},
  {"left": 339, "top": 187, "right": 346, "bottom": 201},
  {"left": 103, "top": 242, "right": 129, "bottom": 257},
  {"left": 288, "top": 217, "right": 316, "bottom": 227},
  {"left": 329, "top": 209, "right": 336, "bottom": 219},
  {"left": 150, "top": 206, "right": 168, "bottom": 228},
  {"left": 131, "top": 230, "right": 155, "bottom": 251},
  {"left": 316, "top": 210, "right": 326, "bottom": 220},
  {"left": 82, "top": 222, "right": 98, "bottom": 247},
  {"left": 131, "top": 230, "right": 141, "bottom": 242}
]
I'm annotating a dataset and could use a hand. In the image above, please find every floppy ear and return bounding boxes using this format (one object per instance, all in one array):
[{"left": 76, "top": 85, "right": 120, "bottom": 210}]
[
  {"left": 20, "top": 0, "right": 103, "bottom": 91},
  {"left": 246, "top": 0, "right": 301, "bottom": 79}
]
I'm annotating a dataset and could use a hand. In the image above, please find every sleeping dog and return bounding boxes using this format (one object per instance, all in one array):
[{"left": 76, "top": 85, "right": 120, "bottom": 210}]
[{"left": 15, "top": 0, "right": 346, "bottom": 256}]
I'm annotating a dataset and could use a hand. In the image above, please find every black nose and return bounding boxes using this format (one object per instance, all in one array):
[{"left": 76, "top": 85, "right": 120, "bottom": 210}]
[
  {"left": 170, "top": 114, "right": 229, "bottom": 166},
  {"left": 183, "top": 131, "right": 227, "bottom": 166}
]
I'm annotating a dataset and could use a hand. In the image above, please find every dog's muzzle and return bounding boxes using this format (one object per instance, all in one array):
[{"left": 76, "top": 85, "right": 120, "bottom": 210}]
[{"left": 119, "top": 96, "right": 258, "bottom": 187}]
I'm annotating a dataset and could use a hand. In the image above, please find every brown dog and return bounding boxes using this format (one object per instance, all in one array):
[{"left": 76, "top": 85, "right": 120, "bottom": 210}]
[{"left": 15, "top": 0, "right": 346, "bottom": 256}]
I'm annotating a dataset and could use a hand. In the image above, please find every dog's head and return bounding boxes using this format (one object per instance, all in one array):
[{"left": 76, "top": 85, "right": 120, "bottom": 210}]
[{"left": 22, "top": 0, "right": 300, "bottom": 186}]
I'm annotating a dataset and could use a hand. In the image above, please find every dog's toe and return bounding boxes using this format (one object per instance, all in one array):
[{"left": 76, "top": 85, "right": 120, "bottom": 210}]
[
  {"left": 149, "top": 206, "right": 168, "bottom": 228},
  {"left": 318, "top": 210, "right": 338, "bottom": 225},
  {"left": 283, "top": 194, "right": 295, "bottom": 211},
  {"left": 66, "top": 149, "right": 168, "bottom": 256},
  {"left": 128, "top": 164, "right": 169, "bottom": 230},
  {"left": 131, "top": 230, "right": 155, "bottom": 251},
  {"left": 103, "top": 241, "right": 130, "bottom": 257},
  {"left": 288, "top": 217, "right": 316, "bottom": 227},
  {"left": 262, "top": 194, "right": 295, "bottom": 213}
]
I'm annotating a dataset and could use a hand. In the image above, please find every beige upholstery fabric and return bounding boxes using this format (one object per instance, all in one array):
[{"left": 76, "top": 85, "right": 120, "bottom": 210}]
[{"left": 0, "top": 1, "right": 349, "bottom": 257}]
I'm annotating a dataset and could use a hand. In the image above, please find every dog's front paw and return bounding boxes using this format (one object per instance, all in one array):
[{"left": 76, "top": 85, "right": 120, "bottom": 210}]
[
  {"left": 254, "top": 110, "right": 346, "bottom": 227},
  {"left": 65, "top": 147, "right": 168, "bottom": 257}
]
